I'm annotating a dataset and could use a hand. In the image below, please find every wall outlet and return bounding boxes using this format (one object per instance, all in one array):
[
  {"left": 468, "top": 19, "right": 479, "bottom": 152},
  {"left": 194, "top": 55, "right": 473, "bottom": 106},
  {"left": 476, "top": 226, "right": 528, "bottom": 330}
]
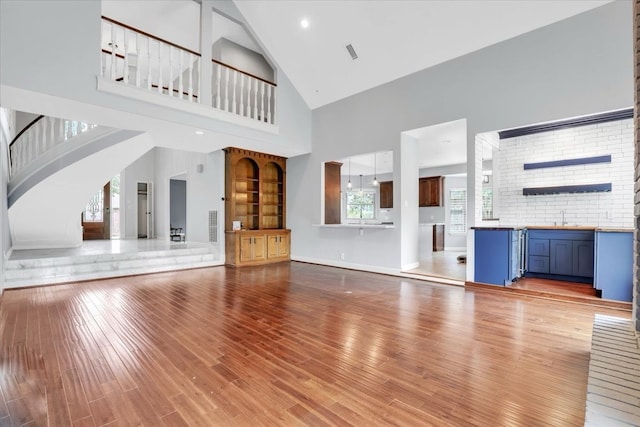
[{"left": 340, "top": 253, "right": 345, "bottom": 260}]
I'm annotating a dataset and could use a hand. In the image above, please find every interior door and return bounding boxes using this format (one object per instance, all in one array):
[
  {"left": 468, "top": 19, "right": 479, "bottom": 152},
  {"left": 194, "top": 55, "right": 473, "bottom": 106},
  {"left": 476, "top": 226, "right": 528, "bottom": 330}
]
[{"left": 82, "top": 182, "right": 110, "bottom": 240}]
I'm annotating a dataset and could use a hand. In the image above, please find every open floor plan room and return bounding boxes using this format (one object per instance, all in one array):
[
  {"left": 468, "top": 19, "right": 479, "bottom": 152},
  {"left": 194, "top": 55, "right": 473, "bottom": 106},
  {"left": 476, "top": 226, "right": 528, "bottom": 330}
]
[{"left": 0, "top": 262, "right": 629, "bottom": 426}]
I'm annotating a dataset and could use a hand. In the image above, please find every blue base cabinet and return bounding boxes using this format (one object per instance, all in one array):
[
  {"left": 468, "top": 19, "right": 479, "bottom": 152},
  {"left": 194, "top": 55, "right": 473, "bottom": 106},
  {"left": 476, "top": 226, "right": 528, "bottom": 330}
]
[
  {"left": 474, "top": 229, "right": 520, "bottom": 286},
  {"left": 526, "top": 229, "right": 594, "bottom": 283},
  {"left": 594, "top": 231, "right": 632, "bottom": 302}
]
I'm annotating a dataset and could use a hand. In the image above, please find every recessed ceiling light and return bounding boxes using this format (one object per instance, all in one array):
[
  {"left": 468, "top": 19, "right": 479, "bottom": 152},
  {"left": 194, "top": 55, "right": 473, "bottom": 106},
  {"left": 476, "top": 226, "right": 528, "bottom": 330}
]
[
  {"left": 195, "top": 130, "right": 204, "bottom": 135},
  {"left": 300, "top": 18, "right": 309, "bottom": 29}
]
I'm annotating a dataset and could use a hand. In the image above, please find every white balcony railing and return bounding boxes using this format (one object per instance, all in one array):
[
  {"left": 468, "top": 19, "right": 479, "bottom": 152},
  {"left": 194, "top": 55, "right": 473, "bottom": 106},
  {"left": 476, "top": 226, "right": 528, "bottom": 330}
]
[
  {"left": 9, "top": 116, "right": 98, "bottom": 176},
  {"left": 101, "top": 17, "right": 201, "bottom": 103},
  {"left": 212, "top": 60, "right": 276, "bottom": 124},
  {"left": 101, "top": 17, "right": 277, "bottom": 125}
]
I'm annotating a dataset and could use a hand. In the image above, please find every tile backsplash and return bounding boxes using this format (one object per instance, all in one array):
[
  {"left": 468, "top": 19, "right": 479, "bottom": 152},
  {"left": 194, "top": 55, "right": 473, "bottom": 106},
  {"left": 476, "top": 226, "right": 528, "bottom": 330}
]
[{"left": 498, "top": 118, "right": 633, "bottom": 227}]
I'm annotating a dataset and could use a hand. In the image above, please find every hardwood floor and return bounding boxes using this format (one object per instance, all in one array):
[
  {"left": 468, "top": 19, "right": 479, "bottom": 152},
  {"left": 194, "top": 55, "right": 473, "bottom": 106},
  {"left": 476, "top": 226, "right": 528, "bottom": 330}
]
[
  {"left": 405, "top": 251, "right": 466, "bottom": 281},
  {"left": 0, "top": 262, "right": 630, "bottom": 426},
  {"left": 508, "top": 277, "right": 598, "bottom": 297}
]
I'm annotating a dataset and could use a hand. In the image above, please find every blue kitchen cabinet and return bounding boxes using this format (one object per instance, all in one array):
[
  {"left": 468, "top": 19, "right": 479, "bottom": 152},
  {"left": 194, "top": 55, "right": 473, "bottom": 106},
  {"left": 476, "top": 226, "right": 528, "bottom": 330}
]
[
  {"left": 550, "top": 239, "right": 573, "bottom": 276},
  {"left": 528, "top": 238, "right": 550, "bottom": 273},
  {"left": 474, "top": 228, "right": 521, "bottom": 286},
  {"left": 573, "top": 240, "right": 594, "bottom": 278},
  {"left": 594, "top": 231, "right": 632, "bottom": 301},
  {"left": 527, "top": 229, "right": 594, "bottom": 282}
]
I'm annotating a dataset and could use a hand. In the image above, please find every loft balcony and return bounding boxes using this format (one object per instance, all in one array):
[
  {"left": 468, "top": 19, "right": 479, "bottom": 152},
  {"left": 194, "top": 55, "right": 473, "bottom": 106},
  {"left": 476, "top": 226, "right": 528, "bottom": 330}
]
[{"left": 98, "top": 16, "right": 278, "bottom": 133}]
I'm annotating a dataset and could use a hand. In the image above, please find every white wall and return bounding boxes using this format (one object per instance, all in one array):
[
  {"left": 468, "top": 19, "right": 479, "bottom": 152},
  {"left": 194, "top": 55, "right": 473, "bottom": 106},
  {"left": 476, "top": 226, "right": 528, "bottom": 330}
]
[
  {"left": 0, "top": 108, "right": 14, "bottom": 294},
  {"left": 288, "top": 2, "right": 632, "bottom": 276},
  {"left": 0, "top": 0, "right": 312, "bottom": 159},
  {"left": 213, "top": 38, "right": 274, "bottom": 83},
  {"left": 122, "top": 149, "right": 156, "bottom": 240},
  {"left": 122, "top": 146, "right": 225, "bottom": 257},
  {"left": 102, "top": 1, "right": 201, "bottom": 53},
  {"left": 153, "top": 147, "right": 224, "bottom": 245},
  {"left": 498, "top": 118, "right": 633, "bottom": 227},
  {"left": 10, "top": 132, "right": 153, "bottom": 249}
]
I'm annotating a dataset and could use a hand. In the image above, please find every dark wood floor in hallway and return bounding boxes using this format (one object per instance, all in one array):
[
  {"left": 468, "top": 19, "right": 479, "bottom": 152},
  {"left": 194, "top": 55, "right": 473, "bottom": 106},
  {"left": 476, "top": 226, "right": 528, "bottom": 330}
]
[{"left": 0, "top": 262, "right": 630, "bottom": 426}]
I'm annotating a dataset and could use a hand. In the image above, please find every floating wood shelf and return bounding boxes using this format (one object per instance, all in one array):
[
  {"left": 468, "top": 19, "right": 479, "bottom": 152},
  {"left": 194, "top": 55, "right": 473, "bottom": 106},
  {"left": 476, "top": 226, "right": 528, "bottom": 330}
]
[
  {"left": 524, "top": 155, "right": 611, "bottom": 170},
  {"left": 522, "top": 183, "right": 612, "bottom": 196}
]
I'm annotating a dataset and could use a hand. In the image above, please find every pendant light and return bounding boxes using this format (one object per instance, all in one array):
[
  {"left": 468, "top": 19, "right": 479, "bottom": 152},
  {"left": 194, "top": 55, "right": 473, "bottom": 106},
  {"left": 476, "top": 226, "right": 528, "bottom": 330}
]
[
  {"left": 347, "top": 157, "right": 352, "bottom": 189},
  {"left": 372, "top": 152, "right": 378, "bottom": 186},
  {"left": 359, "top": 174, "right": 363, "bottom": 195}
]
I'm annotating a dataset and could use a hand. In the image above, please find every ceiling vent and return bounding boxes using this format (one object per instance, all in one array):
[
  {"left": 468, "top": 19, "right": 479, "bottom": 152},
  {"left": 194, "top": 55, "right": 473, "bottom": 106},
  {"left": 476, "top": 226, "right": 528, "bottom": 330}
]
[{"left": 345, "top": 44, "right": 358, "bottom": 60}]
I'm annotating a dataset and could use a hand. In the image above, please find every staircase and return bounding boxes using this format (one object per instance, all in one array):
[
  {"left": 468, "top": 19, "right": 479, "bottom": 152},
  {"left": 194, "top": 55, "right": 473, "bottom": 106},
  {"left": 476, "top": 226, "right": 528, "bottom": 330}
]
[{"left": 4, "top": 241, "right": 221, "bottom": 289}]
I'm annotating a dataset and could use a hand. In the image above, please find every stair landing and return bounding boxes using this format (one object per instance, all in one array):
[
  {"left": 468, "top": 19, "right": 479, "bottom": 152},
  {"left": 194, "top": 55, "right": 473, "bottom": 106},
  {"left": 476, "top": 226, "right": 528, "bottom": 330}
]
[{"left": 5, "top": 239, "right": 222, "bottom": 288}]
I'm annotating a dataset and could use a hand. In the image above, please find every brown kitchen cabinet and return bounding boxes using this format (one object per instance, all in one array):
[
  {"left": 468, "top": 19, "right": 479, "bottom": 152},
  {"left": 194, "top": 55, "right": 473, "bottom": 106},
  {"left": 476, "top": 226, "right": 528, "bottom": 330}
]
[
  {"left": 419, "top": 176, "right": 443, "bottom": 207},
  {"left": 433, "top": 224, "right": 445, "bottom": 251},
  {"left": 379, "top": 181, "right": 393, "bottom": 208},
  {"left": 324, "top": 161, "right": 342, "bottom": 224}
]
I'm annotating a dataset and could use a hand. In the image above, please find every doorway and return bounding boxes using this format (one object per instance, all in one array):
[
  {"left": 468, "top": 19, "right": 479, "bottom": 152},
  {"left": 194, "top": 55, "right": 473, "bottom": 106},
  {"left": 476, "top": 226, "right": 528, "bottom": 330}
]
[
  {"left": 137, "top": 182, "right": 152, "bottom": 239},
  {"left": 82, "top": 182, "right": 110, "bottom": 240},
  {"left": 170, "top": 177, "right": 187, "bottom": 241},
  {"left": 403, "top": 119, "right": 468, "bottom": 281}
]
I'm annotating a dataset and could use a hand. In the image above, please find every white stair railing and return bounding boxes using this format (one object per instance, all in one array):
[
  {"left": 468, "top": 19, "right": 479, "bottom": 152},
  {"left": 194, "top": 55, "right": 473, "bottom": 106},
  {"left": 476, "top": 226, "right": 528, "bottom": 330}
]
[
  {"left": 9, "top": 116, "right": 98, "bottom": 177},
  {"left": 212, "top": 60, "right": 277, "bottom": 125},
  {"left": 101, "top": 17, "right": 201, "bottom": 103}
]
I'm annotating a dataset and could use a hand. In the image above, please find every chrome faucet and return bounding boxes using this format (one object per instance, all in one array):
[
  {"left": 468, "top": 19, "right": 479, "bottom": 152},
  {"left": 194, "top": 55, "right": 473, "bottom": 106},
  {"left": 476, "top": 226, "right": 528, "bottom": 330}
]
[{"left": 560, "top": 210, "right": 567, "bottom": 226}]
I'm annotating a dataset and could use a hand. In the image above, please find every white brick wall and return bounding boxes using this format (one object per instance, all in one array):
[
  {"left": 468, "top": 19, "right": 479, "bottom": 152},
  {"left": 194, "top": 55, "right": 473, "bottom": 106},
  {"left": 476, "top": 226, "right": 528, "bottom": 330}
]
[{"left": 498, "top": 119, "right": 634, "bottom": 227}]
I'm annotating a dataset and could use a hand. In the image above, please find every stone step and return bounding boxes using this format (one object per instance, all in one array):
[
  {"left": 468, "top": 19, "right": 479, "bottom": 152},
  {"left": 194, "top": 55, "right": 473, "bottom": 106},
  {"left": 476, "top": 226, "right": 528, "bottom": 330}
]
[{"left": 4, "top": 246, "right": 222, "bottom": 288}]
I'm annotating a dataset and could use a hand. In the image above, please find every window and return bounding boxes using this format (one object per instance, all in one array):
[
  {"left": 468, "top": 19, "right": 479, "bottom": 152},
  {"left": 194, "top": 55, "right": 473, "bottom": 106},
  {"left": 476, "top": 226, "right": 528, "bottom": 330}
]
[
  {"left": 449, "top": 189, "right": 466, "bottom": 233},
  {"left": 482, "top": 188, "right": 493, "bottom": 220},
  {"left": 83, "top": 187, "right": 104, "bottom": 222},
  {"left": 346, "top": 190, "right": 375, "bottom": 219}
]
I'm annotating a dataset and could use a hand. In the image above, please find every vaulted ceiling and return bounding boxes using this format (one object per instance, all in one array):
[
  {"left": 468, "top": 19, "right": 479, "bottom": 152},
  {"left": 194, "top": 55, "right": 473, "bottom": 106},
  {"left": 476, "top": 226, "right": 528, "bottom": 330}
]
[{"left": 234, "top": 0, "right": 612, "bottom": 110}]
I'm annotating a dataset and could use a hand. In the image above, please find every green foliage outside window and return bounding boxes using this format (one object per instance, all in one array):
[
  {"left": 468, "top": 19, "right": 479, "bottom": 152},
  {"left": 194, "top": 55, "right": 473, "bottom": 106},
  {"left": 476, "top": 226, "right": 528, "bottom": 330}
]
[{"left": 346, "top": 191, "right": 375, "bottom": 219}]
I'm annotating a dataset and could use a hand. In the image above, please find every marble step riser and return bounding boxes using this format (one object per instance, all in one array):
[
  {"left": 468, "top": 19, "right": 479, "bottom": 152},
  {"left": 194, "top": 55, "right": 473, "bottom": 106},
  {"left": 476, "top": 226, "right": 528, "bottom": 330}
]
[
  {"left": 6, "top": 248, "right": 213, "bottom": 270},
  {"left": 5, "top": 254, "right": 217, "bottom": 281},
  {"left": 4, "top": 260, "right": 223, "bottom": 289}
]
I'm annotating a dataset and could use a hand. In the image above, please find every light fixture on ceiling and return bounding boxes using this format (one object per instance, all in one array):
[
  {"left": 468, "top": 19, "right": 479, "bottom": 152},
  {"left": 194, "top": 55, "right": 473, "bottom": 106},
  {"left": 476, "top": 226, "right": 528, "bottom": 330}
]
[
  {"left": 345, "top": 43, "right": 358, "bottom": 60},
  {"left": 372, "top": 153, "right": 378, "bottom": 186},
  {"left": 300, "top": 18, "right": 309, "bottom": 29},
  {"left": 195, "top": 130, "right": 204, "bottom": 135},
  {"left": 347, "top": 157, "right": 352, "bottom": 189}
]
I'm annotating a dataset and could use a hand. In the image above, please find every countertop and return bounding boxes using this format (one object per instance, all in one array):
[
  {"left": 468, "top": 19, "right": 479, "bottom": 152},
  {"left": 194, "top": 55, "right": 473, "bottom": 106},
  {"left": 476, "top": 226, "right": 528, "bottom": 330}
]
[
  {"left": 471, "top": 226, "right": 524, "bottom": 230},
  {"left": 595, "top": 227, "right": 634, "bottom": 232},
  {"left": 473, "top": 225, "right": 633, "bottom": 232},
  {"left": 526, "top": 225, "right": 597, "bottom": 230}
]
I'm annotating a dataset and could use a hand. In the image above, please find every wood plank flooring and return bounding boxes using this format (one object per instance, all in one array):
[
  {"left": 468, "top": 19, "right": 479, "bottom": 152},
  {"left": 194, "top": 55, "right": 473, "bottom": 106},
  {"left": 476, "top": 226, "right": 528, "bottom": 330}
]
[
  {"left": 0, "top": 262, "right": 631, "bottom": 426},
  {"left": 405, "top": 251, "right": 466, "bottom": 281}
]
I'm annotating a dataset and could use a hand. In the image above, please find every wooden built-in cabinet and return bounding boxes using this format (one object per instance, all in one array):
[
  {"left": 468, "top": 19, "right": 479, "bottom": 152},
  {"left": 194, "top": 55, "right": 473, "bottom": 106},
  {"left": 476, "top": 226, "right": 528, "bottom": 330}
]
[
  {"left": 224, "top": 147, "right": 290, "bottom": 267},
  {"left": 380, "top": 181, "right": 393, "bottom": 209},
  {"left": 419, "top": 176, "right": 443, "bottom": 207}
]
